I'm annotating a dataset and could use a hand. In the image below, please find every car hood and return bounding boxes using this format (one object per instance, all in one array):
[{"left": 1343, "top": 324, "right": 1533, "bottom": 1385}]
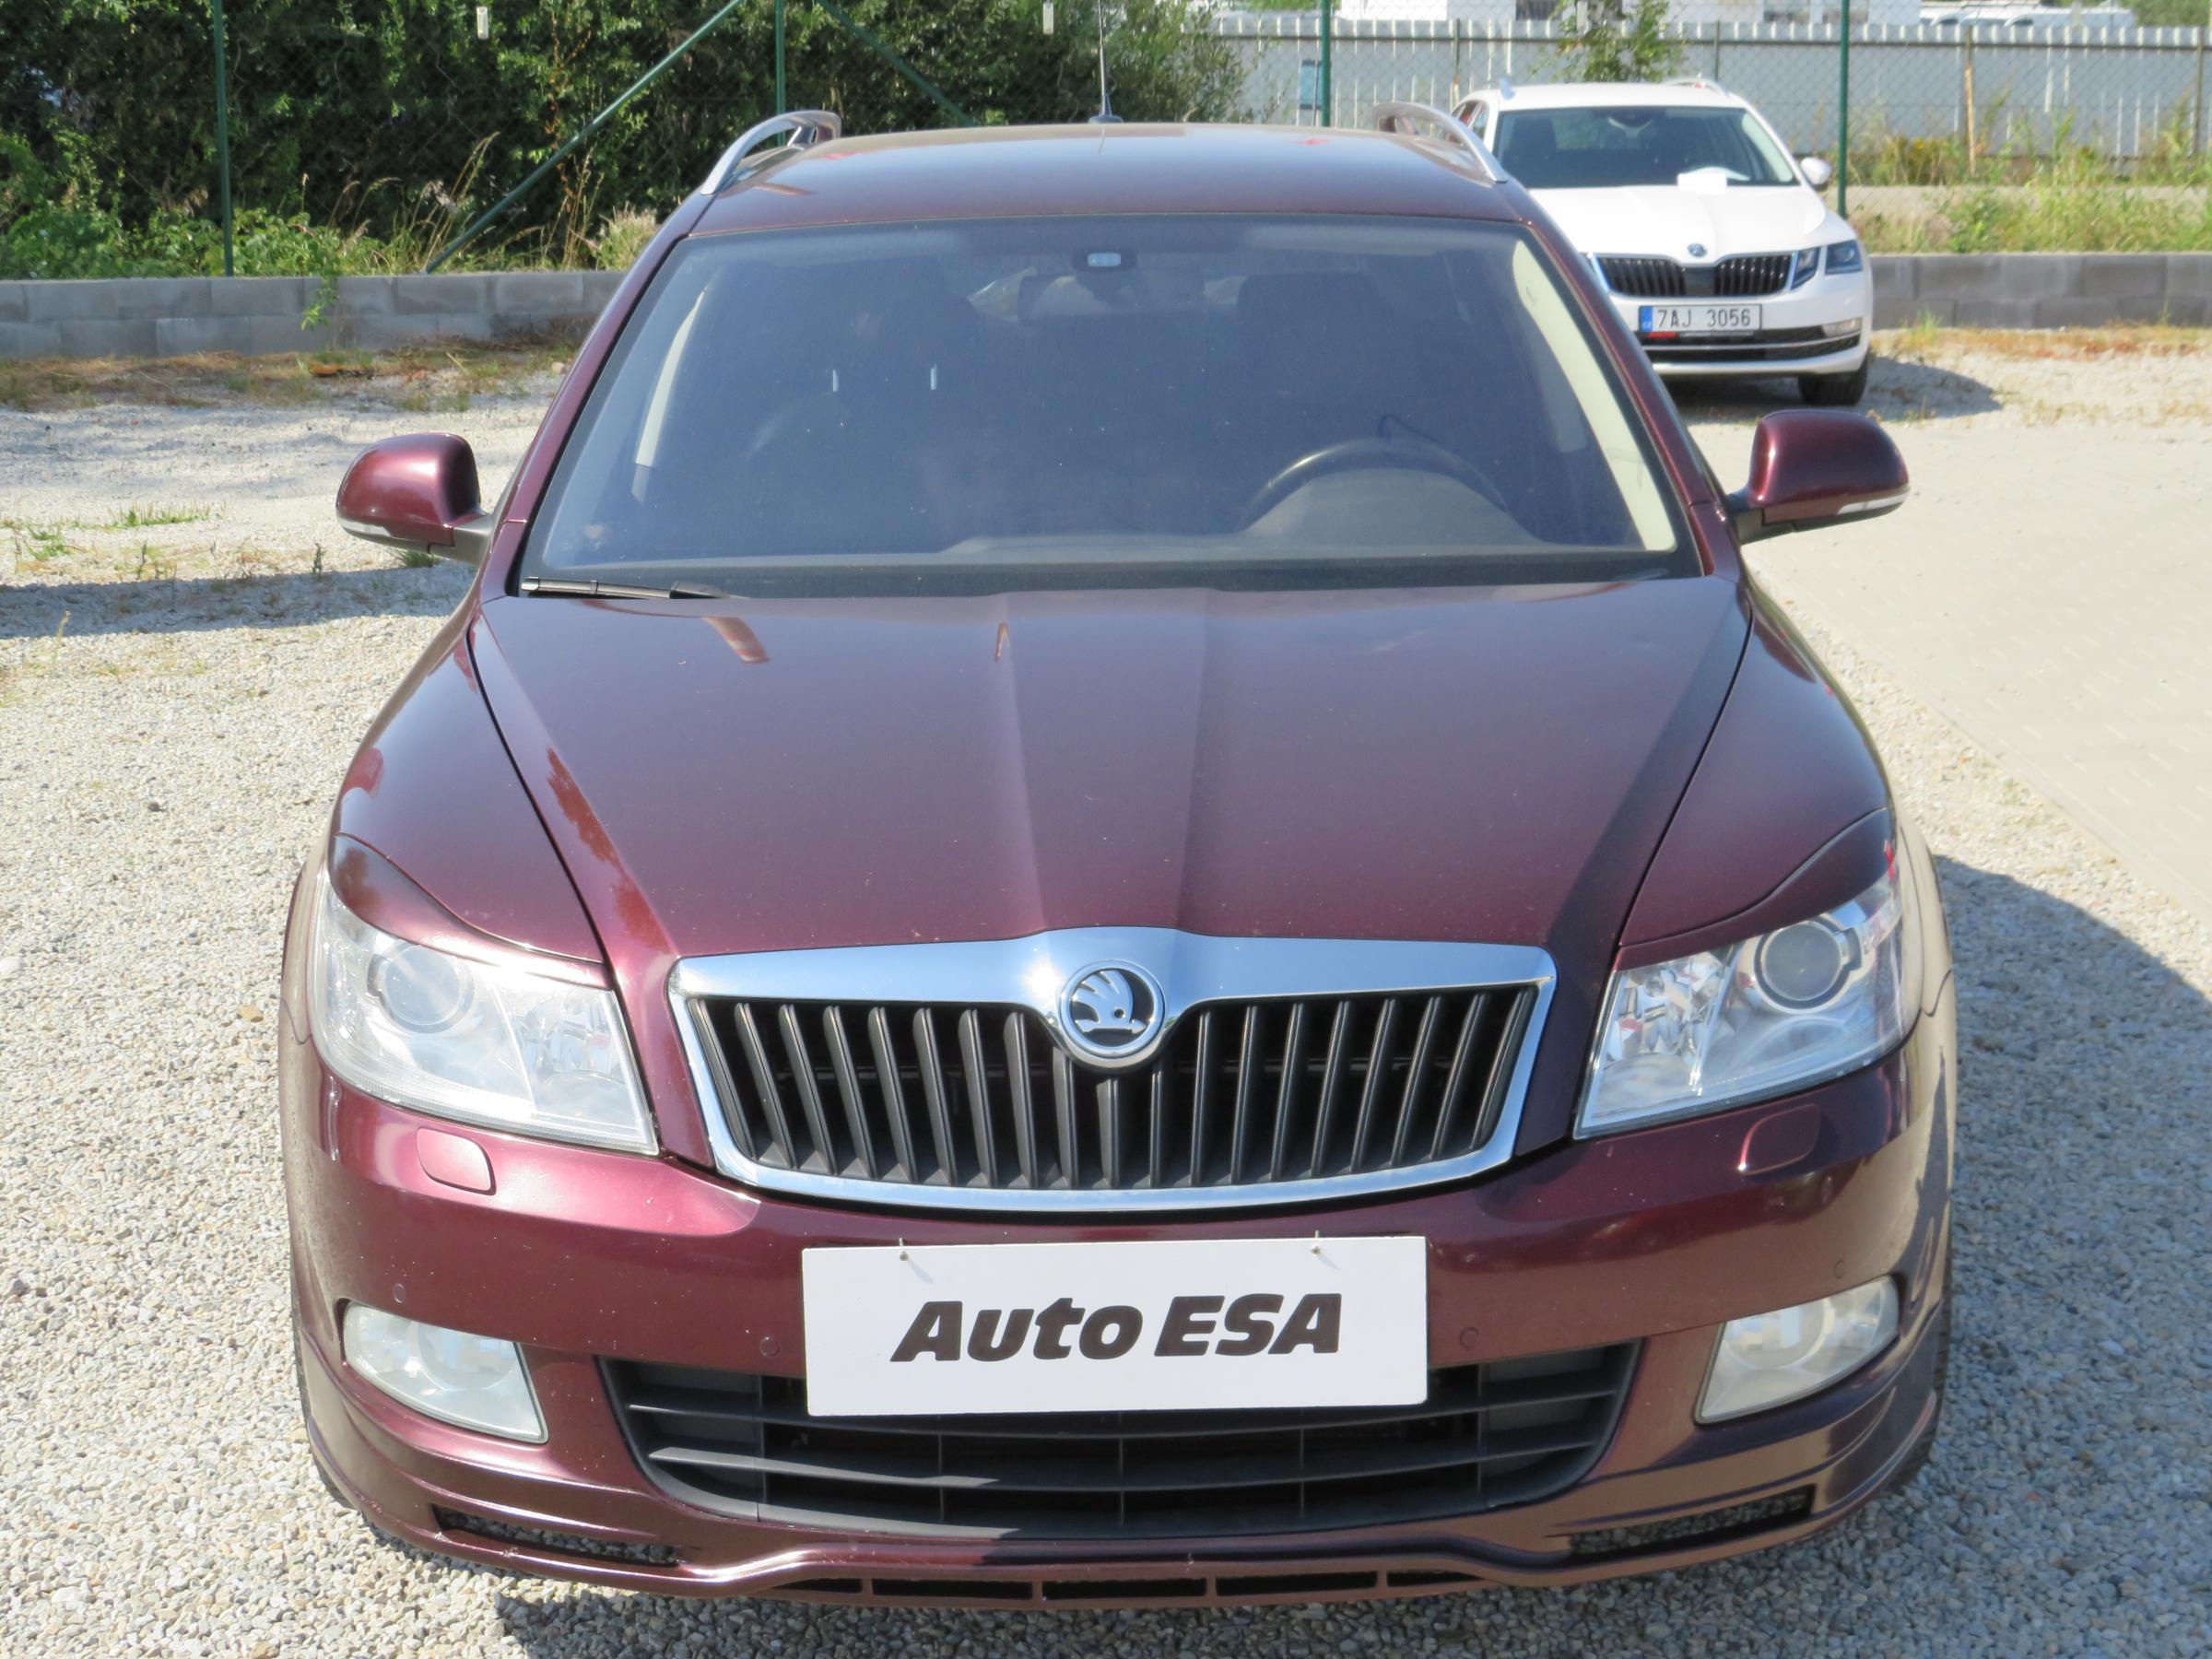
[
  {"left": 473, "top": 579, "right": 1746, "bottom": 982},
  {"left": 1529, "top": 182, "right": 1835, "bottom": 259}
]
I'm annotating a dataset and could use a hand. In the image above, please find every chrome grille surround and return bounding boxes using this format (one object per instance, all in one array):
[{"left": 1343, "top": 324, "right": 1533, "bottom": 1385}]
[{"left": 669, "top": 930, "right": 1556, "bottom": 1213}]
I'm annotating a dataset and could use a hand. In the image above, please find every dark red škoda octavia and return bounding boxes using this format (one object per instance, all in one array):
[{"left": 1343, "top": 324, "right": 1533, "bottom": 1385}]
[{"left": 287, "top": 109, "right": 1954, "bottom": 1606}]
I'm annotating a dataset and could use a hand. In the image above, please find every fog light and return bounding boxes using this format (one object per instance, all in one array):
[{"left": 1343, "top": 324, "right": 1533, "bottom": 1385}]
[
  {"left": 342, "top": 1305, "right": 546, "bottom": 1441},
  {"left": 1820, "top": 317, "right": 1863, "bottom": 337},
  {"left": 1698, "top": 1279, "right": 1897, "bottom": 1422}
]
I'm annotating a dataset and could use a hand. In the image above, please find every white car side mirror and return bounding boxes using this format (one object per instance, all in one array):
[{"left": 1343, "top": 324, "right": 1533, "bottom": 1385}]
[{"left": 1799, "top": 156, "right": 1835, "bottom": 190}]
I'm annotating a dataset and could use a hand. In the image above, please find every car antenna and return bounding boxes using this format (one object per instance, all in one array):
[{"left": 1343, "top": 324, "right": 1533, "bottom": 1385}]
[{"left": 1088, "top": 4, "right": 1122, "bottom": 123}]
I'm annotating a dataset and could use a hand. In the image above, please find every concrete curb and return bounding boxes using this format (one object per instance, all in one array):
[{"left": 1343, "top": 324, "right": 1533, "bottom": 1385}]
[{"left": 1, "top": 256, "right": 2207, "bottom": 360}]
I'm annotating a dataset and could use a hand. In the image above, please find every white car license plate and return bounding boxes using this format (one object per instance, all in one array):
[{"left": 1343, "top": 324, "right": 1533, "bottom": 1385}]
[
  {"left": 801, "top": 1236, "right": 1428, "bottom": 1417},
  {"left": 1640, "top": 303, "right": 1759, "bottom": 335}
]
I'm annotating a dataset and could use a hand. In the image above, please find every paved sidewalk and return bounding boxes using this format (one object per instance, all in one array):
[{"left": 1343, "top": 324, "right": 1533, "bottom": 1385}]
[{"left": 1685, "top": 392, "right": 2212, "bottom": 926}]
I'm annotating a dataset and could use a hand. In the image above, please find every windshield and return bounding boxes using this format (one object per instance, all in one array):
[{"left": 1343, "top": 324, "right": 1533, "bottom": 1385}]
[
  {"left": 524, "top": 216, "right": 1684, "bottom": 597},
  {"left": 1496, "top": 106, "right": 1797, "bottom": 191}
]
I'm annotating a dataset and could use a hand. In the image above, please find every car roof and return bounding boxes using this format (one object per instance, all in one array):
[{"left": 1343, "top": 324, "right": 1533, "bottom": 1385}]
[
  {"left": 690, "top": 122, "right": 1524, "bottom": 236},
  {"left": 1472, "top": 81, "right": 1747, "bottom": 112}
]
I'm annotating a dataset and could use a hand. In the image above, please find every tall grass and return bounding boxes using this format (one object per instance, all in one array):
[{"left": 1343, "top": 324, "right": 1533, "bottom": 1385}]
[{"left": 1846, "top": 111, "right": 2212, "bottom": 254}]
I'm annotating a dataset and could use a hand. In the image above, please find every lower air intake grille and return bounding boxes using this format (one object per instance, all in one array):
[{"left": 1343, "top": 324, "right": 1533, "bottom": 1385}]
[
  {"left": 686, "top": 988, "right": 1535, "bottom": 1198},
  {"left": 606, "top": 1346, "right": 1635, "bottom": 1540}
]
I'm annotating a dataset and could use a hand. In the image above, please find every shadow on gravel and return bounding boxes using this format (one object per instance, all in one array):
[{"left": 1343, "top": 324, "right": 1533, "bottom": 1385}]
[
  {"left": 0, "top": 564, "right": 469, "bottom": 639},
  {"left": 1669, "top": 356, "right": 2004, "bottom": 426},
  {"left": 431, "top": 855, "right": 2212, "bottom": 1653}
]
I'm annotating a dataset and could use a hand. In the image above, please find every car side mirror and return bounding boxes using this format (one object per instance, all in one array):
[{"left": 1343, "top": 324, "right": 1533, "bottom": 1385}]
[
  {"left": 1798, "top": 155, "right": 1834, "bottom": 190},
  {"left": 1727, "top": 409, "right": 1908, "bottom": 545},
  {"left": 336, "top": 433, "right": 495, "bottom": 563}
]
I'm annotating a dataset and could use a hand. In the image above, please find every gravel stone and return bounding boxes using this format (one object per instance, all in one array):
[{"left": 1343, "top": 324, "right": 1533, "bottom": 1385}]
[{"left": 4, "top": 357, "right": 2209, "bottom": 1654}]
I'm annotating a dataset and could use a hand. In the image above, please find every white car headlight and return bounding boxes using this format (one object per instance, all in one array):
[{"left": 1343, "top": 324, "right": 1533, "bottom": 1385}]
[
  {"left": 1578, "top": 861, "right": 1918, "bottom": 1135},
  {"left": 309, "top": 872, "right": 653, "bottom": 1152}
]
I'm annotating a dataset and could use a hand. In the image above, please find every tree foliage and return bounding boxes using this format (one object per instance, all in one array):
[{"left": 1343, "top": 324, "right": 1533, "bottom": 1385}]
[
  {"left": 2, "top": 0, "right": 1243, "bottom": 259},
  {"left": 1554, "top": 0, "right": 1687, "bottom": 84}
]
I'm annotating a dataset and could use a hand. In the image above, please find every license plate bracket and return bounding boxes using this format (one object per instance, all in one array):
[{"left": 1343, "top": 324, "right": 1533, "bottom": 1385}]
[
  {"left": 1640, "top": 302, "right": 1761, "bottom": 335},
  {"left": 801, "top": 1236, "right": 1429, "bottom": 1417}
]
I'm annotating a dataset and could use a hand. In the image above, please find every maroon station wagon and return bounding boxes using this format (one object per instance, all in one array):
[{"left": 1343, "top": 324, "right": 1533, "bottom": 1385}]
[{"left": 285, "top": 108, "right": 1955, "bottom": 1606}]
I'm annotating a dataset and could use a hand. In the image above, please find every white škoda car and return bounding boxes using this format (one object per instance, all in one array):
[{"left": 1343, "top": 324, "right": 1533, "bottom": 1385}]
[{"left": 1453, "top": 80, "right": 1872, "bottom": 406}]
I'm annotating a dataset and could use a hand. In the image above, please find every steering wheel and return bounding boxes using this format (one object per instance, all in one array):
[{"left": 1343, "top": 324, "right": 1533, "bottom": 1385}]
[{"left": 1241, "top": 434, "right": 1507, "bottom": 527}]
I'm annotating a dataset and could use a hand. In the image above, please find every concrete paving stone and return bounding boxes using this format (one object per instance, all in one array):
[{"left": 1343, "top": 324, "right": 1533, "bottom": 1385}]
[
  {"left": 110, "top": 276, "right": 213, "bottom": 320},
  {"left": 2164, "top": 254, "right": 2212, "bottom": 299},
  {"left": 55, "top": 317, "right": 159, "bottom": 356},
  {"left": 391, "top": 275, "right": 493, "bottom": 316},
  {"left": 1949, "top": 296, "right": 2042, "bottom": 328},
  {"left": 335, "top": 276, "right": 397, "bottom": 317},
  {"left": 206, "top": 277, "right": 317, "bottom": 318},
  {"left": 491, "top": 270, "right": 587, "bottom": 315},
  {"left": 2075, "top": 253, "right": 2171, "bottom": 299},
  {"left": 151, "top": 316, "right": 253, "bottom": 359},
  {"left": 22, "top": 279, "right": 125, "bottom": 322},
  {"left": 0, "top": 319, "right": 64, "bottom": 358}
]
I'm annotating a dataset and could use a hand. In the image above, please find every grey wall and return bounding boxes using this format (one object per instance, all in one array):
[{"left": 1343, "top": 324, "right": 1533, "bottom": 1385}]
[
  {"left": 1871, "top": 253, "right": 2212, "bottom": 326},
  {"left": 2, "top": 256, "right": 2207, "bottom": 361},
  {"left": 0, "top": 272, "right": 625, "bottom": 361}
]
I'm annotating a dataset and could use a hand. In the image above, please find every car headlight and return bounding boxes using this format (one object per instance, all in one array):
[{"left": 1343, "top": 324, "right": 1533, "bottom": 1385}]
[
  {"left": 1824, "top": 239, "right": 1864, "bottom": 275},
  {"left": 1578, "top": 860, "right": 1918, "bottom": 1135},
  {"left": 308, "top": 872, "right": 654, "bottom": 1152}
]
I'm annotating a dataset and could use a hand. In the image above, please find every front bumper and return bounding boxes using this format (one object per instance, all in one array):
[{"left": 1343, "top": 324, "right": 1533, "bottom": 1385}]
[
  {"left": 1603, "top": 268, "right": 1873, "bottom": 381},
  {"left": 282, "top": 976, "right": 1956, "bottom": 1606}
]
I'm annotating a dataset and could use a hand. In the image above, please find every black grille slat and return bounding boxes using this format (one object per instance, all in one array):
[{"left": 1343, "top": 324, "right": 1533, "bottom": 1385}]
[
  {"left": 1003, "top": 1012, "right": 1041, "bottom": 1190},
  {"left": 1471, "top": 989, "right": 1537, "bottom": 1151},
  {"left": 1308, "top": 999, "right": 1355, "bottom": 1176},
  {"left": 1229, "top": 1005, "right": 1265, "bottom": 1183},
  {"left": 607, "top": 1345, "right": 1635, "bottom": 1541},
  {"left": 821, "top": 1007, "right": 880, "bottom": 1179},
  {"left": 1269, "top": 1001, "right": 1312, "bottom": 1180},
  {"left": 696, "top": 986, "right": 1535, "bottom": 1198},
  {"left": 865, "top": 1007, "right": 922, "bottom": 1183},
  {"left": 778, "top": 1003, "right": 841, "bottom": 1172},
  {"left": 1606, "top": 252, "right": 1795, "bottom": 300},
  {"left": 729, "top": 1003, "right": 797, "bottom": 1167},
  {"left": 1347, "top": 999, "right": 1402, "bottom": 1171},
  {"left": 1426, "top": 990, "right": 1490, "bottom": 1159},
  {"left": 958, "top": 1009, "right": 1000, "bottom": 1187},
  {"left": 911, "top": 1009, "right": 960, "bottom": 1183}
]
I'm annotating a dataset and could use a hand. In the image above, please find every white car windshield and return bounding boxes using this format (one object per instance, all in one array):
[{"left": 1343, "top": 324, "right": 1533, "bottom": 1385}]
[
  {"left": 1496, "top": 107, "right": 1797, "bottom": 190},
  {"left": 523, "top": 215, "right": 1687, "bottom": 598}
]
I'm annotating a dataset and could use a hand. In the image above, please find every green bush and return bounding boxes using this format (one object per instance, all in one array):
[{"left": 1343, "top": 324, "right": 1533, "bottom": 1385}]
[{"left": 3, "top": 0, "right": 1243, "bottom": 275}]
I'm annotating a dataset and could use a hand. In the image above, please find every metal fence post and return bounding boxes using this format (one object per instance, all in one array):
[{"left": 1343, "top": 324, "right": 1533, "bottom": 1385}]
[
  {"left": 1319, "top": 0, "right": 1333, "bottom": 128},
  {"left": 1961, "top": 24, "right": 1978, "bottom": 163},
  {"left": 210, "top": 0, "right": 234, "bottom": 276},
  {"left": 1837, "top": 3, "right": 1852, "bottom": 220},
  {"left": 775, "top": 0, "right": 787, "bottom": 115},
  {"left": 2194, "top": 2, "right": 2208, "bottom": 159}
]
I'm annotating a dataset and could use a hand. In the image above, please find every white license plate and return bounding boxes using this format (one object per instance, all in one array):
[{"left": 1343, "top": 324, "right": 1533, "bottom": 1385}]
[
  {"left": 801, "top": 1236, "right": 1428, "bottom": 1417},
  {"left": 1641, "top": 303, "right": 1760, "bottom": 335}
]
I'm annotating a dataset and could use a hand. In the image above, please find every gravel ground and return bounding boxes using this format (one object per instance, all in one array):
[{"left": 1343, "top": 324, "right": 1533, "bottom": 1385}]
[{"left": 4, "top": 345, "right": 2210, "bottom": 1655}]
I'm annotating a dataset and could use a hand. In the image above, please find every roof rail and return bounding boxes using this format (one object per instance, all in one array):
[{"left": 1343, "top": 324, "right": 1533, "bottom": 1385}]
[
  {"left": 1371, "top": 101, "right": 1504, "bottom": 184},
  {"left": 697, "top": 110, "right": 841, "bottom": 197}
]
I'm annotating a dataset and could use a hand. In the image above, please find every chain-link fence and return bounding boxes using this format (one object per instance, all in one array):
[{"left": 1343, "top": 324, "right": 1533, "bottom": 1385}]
[
  {"left": 1223, "top": 16, "right": 2209, "bottom": 160},
  {"left": 4, "top": 1, "right": 2207, "bottom": 278}
]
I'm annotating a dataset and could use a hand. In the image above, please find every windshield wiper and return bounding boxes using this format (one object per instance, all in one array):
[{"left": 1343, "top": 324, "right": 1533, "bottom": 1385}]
[{"left": 518, "top": 576, "right": 735, "bottom": 600}]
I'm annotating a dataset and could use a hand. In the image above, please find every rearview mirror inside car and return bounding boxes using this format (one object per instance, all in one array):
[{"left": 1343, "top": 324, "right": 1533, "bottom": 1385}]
[
  {"left": 336, "top": 433, "right": 494, "bottom": 563},
  {"left": 1799, "top": 155, "right": 1834, "bottom": 189},
  {"left": 1727, "top": 409, "right": 1909, "bottom": 545}
]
